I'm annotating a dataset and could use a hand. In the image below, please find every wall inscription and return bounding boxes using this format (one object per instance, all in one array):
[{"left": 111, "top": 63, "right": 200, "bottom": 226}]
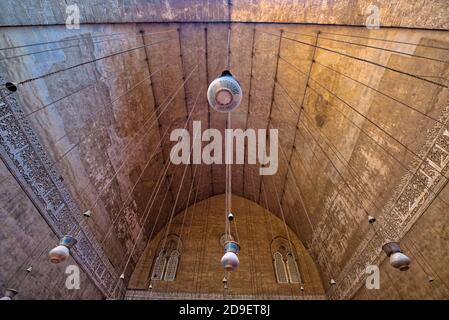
[
  {"left": 0, "top": 74, "right": 120, "bottom": 297},
  {"left": 326, "top": 97, "right": 449, "bottom": 300}
]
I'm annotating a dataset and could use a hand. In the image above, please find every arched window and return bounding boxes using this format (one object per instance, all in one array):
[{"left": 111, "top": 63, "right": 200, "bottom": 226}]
[
  {"left": 150, "top": 234, "right": 182, "bottom": 282},
  {"left": 271, "top": 236, "right": 302, "bottom": 284},
  {"left": 151, "top": 252, "right": 166, "bottom": 280},
  {"left": 164, "top": 250, "right": 180, "bottom": 281},
  {"left": 273, "top": 252, "right": 288, "bottom": 284},
  {"left": 286, "top": 254, "right": 301, "bottom": 283}
]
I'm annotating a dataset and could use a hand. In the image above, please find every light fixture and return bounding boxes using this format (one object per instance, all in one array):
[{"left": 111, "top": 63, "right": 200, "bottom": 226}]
[
  {"left": 227, "top": 212, "right": 234, "bottom": 221},
  {"left": 26, "top": 267, "right": 32, "bottom": 273},
  {"left": 300, "top": 285, "right": 304, "bottom": 291},
  {"left": 0, "top": 288, "right": 18, "bottom": 300},
  {"left": 83, "top": 210, "right": 92, "bottom": 217},
  {"left": 330, "top": 279, "right": 337, "bottom": 285},
  {"left": 221, "top": 241, "right": 240, "bottom": 272},
  {"left": 368, "top": 215, "right": 376, "bottom": 224},
  {"left": 221, "top": 252, "right": 239, "bottom": 272},
  {"left": 49, "top": 235, "right": 77, "bottom": 263},
  {"left": 382, "top": 242, "right": 411, "bottom": 271},
  {"left": 5, "top": 82, "right": 17, "bottom": 92},
  {"left": 120, "top": 274, "right": 125, "bottom": 280},
  {"left": 207, "top": 70, "right": 242, "bottom": 113}
]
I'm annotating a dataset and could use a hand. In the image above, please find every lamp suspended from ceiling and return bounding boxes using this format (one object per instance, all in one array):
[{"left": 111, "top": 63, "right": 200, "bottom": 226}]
[
  {"left": 207, "top": 70, "right": 242, "bottom": 113},
  {"left": 48, "top": 235, "right": 77, "bottom": 263},
  {"left": 0, "top": 288, "right": 18, "bottom": 300}
]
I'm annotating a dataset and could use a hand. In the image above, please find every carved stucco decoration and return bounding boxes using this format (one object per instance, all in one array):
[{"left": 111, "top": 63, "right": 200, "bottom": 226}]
[
  {"left": 316, "top": 95, "right": 449, "bottom": 300},
  {"left": 125, "top": 289, "right": 326, "bottom": 300},
  {"left": 0, "top": 74, "right": 121, "bottom": 297}
]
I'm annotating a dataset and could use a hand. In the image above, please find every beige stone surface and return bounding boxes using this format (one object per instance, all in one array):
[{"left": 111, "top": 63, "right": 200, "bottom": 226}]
[
  {"left": 1, "top": 1, "right": 448, "bottom": 29},
  {"left": 0, "top": 160, "right": 103, "bottom": 299},
  {"left": 0, "top": 1, "right": 448, "bottom": 300}
]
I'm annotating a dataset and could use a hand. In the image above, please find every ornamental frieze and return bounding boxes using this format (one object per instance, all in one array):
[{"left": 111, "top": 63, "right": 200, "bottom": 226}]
[
  {"left": 0, "top": 74, "right": 119, "bottom": 297},
  {"left": 327, "top": 97, "right": 449, "bottom": 300}
]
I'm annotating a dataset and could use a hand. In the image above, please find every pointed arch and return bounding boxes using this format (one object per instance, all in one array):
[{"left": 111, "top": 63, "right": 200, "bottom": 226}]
[
  {"left": 151, "top": 251, "right": 167, "bottom": 281},
  {"left": 164, "top": 250, "right": 180, "bottom": 281},
  {"left": 273, "top": 251, "right": 288, "bottom": 283},
  {"left": 286, "top": 253, "right": 301, "bottom": 283}
]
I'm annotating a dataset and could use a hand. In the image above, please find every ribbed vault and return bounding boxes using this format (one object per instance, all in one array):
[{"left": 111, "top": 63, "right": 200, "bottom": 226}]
[{"left": 1, "top": 1, "right": 449, "bottom": 300}]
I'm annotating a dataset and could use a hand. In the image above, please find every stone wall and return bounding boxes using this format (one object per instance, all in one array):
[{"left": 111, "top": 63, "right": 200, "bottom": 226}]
[
  {"left": 0, "top": 23, "right": 169, "bottom": 287},
  {"left": 0, "top": 160, "right": 103, "bottom": 299},
  {"left": 128, "top": 194, "right": 325, "bottom": 299}
]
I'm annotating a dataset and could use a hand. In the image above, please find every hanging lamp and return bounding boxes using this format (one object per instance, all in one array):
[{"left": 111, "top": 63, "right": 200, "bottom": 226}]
[
  {"left": 48, "top": 235, "right": 77, "bottom": 263},
  {"left": 207, "top": 70, "right": 242, "bottom": 113}
]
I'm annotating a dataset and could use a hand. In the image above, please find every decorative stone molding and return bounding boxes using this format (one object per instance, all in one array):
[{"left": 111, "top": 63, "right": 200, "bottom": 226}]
[
  {"left": 0, "top": 75, "right": 120, "bottom": 297},
  {"left": 125, "top": 289, "right": 326, "bottom": 300},
  {"left": 325, "top": 97, "right": 449, "bottom": 300}
]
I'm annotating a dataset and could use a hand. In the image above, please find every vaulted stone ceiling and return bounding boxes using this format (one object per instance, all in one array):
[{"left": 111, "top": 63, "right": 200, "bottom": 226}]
[{"left": 1, "top": 1, "right": 449, "bottom": 300}]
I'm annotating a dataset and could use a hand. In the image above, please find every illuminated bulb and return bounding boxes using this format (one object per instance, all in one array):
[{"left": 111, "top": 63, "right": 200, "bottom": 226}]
[{"left": 207, "top": 70, "right": 242, "bottom": 113}]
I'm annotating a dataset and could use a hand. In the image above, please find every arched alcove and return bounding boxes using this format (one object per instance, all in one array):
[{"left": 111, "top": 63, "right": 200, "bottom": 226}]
[
  {"left": 0, "top": 0, "right": 448, "bottom": 301},
  {"left": 127, "top": 194, "right": 325, "bottom": 300}
]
